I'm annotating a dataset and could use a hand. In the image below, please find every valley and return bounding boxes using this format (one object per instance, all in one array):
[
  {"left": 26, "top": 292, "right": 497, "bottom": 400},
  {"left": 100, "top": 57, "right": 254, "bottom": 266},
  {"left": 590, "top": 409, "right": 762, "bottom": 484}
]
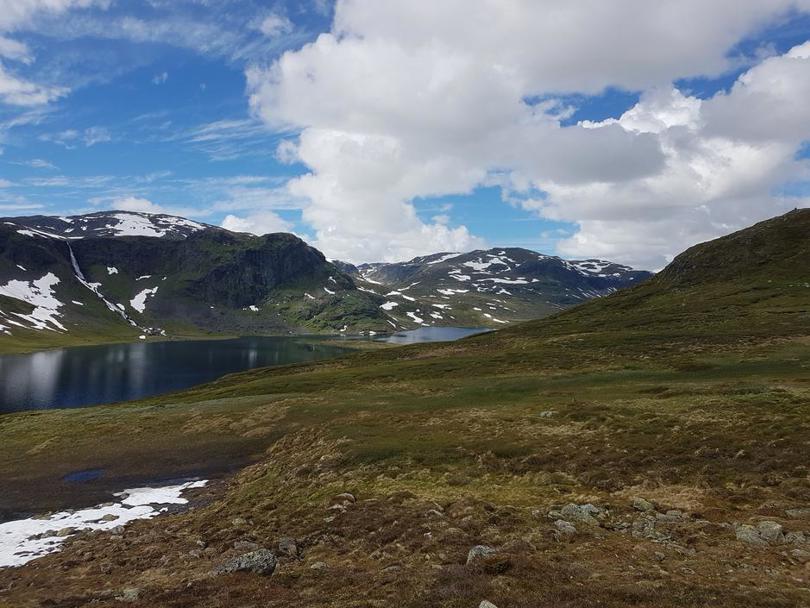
[
  {"left": 0, "top": 211, "right": 649, "bottom": 354},
  {"left": 0, "top": 211, "right": 808, "bottom": 607}
]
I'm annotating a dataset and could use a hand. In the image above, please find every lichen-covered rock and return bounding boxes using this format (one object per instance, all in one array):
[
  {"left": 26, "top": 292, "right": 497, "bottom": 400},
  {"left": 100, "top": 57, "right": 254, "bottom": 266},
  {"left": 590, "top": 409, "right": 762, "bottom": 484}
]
[
  {"left": 632, "top": 497, "right": 655, "bottom": 512},
  {"left": 466, "top": 545, "right": 497, "bottom": 565},
  {"left": 214, "top": 549, "right": 277, "bottom": 576}
]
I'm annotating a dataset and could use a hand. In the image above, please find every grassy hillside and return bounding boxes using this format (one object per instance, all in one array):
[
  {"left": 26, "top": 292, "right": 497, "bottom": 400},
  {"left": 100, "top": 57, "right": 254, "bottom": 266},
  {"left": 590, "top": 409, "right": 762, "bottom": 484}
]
[{"left": 0, "top": 211, "right": 809, "bottom": 607}]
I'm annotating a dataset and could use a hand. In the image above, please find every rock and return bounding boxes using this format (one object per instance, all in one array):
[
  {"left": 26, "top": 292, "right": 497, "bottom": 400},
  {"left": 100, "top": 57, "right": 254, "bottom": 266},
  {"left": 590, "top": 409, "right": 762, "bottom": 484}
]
[
  {"left": 310, "top": 561, "right": 328, "bottom": 570},
  {"left": 538, "top": 410, "right": 555, "bottom": 418},
  {"left": 233, "top": 540, "right": 260, "bottom": 552},
  {"left": 785, "top": 508, "right": 810, "bottom": 519},
  {"left": 466, "top": 545, "right": 497, "bottom": 566},
  {"left": 633, "top": 497, "right": 655, "bottom": 512},
  {"left": 109, "top": 525, "right": 125, "bottom": 535},
  {"left": 480, "top": 601, "right": 499, "bottom": 608},
  {"left": 553, "top": 519, "right": 577, "bottom": 541},
  {"left": 735, "top": 525, "right": 768, "bottom": 547},
  {"left": 56, "top": 527, "right": 77, "bottom": 537},
  {"left": 116, "top": 588, "right": 141, "bottom": 603},
  {"left": 560, "top": 503, "right": 603, "bottom": 526},
  {"left": 231, "top": 517, "right": 248, "bottom": 526},
  {"left": 756, "top": 521, "right": 784, "bottom": 544},
  {"left": 214, "top": 549, "right": 277, "bottom": 576},
  {"left": 790, "top": 549, "right": 810, "bottom": 563},
  {"left": 785, "top": 531, "right": 806, "bottom": 544},
  {"left": 333, "top": 492, "right": 356, "bottom": 504},
  {"left": 99, "top": 514, "right": 119, "bottom": 522},
  {"left": 278, "top": 537, "right": 298, "bottom": 558}
]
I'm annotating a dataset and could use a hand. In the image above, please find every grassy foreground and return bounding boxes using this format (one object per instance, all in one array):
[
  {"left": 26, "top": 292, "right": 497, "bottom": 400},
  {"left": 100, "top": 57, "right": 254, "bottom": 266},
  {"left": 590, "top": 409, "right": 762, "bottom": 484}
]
[{"left": 1, "top": 212, "right": 809, "bottom": 607}]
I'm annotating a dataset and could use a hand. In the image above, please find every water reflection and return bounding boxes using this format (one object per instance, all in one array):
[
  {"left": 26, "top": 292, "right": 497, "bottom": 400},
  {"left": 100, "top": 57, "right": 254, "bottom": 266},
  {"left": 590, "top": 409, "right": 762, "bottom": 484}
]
[{"left": 0, "top": 337, "right": 348, "bottom": 413}]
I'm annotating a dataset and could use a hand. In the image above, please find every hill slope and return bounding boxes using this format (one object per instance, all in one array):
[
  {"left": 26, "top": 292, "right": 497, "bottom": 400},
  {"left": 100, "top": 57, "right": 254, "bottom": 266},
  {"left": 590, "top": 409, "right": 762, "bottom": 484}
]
[{"left": 1, "top": 210, "right": 809, "bottom": 606}]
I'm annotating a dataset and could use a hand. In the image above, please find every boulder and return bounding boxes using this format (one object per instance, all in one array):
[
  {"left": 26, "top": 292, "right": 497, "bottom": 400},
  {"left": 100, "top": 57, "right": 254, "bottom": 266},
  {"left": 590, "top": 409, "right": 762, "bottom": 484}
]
[
  {"left": 214, "top": 549, "right": 277, "bottom": 576},
  {"left": 560, "top": 503, "right": 603, "bottom": 526},
  {"left": 480, "top": 601, "right": 499, "bottom": 608},
  {"left": 632, "top": 497, "right": 655, "bottom": 513},
  {"left": 553, "top": 519, "right": 577, "bottom": 541},
  {"left": 756, "top": 521, "right": 784, "bottom": 544},
  {"left": 735, "top": 525, "right": 768, "bottom": 547},
  {"left": 466, "top": 545, "right": 497, "bottom": 566}
]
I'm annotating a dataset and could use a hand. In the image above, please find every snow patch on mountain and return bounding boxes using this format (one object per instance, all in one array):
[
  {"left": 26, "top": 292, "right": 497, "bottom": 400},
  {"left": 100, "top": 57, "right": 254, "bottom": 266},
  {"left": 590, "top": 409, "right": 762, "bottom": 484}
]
[
  {"left": 130, "top": 287, "right": 159, "bottom": 313},
  {"left": 0, "top": 273, "right": 65, "bottom": 332}
]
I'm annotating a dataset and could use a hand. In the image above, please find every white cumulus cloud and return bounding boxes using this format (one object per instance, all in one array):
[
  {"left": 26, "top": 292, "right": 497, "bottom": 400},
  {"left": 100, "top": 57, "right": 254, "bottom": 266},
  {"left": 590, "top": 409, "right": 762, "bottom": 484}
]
[{"left": 246, "top": 0, "right": 810, "bottom": 266}]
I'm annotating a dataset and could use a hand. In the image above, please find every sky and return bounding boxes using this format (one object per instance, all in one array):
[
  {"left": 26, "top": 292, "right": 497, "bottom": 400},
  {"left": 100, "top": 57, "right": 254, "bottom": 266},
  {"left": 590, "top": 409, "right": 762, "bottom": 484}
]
[{"left": 0, "top": 1, "right": 809, "bottom": 269}]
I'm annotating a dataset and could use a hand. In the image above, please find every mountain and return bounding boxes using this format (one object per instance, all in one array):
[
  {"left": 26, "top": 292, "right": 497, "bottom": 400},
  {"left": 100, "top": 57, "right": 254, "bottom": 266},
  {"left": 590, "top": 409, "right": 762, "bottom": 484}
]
[
  {"left": 344, "top": 248, "right": 651, "bottom": 327},
  {"left": 0, "top": 211, "right": 651, "bottom": 350},
  {"left": 0, "top": 211, "right": 390, "bottom": 348}
]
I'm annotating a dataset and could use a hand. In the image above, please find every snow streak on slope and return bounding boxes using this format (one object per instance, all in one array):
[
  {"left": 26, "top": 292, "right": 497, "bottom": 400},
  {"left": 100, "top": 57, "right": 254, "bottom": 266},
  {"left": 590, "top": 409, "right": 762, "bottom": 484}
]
[{"left": 68, "top": 244, "right": 139, "bottom": 328}]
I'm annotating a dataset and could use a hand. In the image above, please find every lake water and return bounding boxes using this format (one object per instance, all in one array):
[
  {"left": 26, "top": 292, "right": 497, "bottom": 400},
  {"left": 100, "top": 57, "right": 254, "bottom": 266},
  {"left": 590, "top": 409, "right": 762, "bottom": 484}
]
[{"left": 0, "top": 327, "right": 488, "bottom": 413}]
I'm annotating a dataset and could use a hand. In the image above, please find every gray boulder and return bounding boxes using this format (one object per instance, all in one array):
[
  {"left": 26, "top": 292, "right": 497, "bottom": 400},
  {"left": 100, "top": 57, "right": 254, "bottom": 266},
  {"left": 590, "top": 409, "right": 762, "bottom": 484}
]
[
  {"left": 215, "top": 549, "right": 277, "bottom": 576},
  {"left": 560, "top": 503, "right": 603, "bottom": 526},
  {"left": 632, "top": 497, "right": 655, "bottom": 512},
  {"left": 466, "top": 545, "right": 496, "bottom": 565}
]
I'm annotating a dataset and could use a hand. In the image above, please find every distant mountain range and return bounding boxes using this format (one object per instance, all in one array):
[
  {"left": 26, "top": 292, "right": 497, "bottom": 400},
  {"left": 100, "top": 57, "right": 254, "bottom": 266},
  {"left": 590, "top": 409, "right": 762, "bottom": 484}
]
[
  {"left": 337, "top": 249, "right": 650, "bottom": 328},
  {"left": 0, "top": 211, "right": 651, "bottom": 347}
]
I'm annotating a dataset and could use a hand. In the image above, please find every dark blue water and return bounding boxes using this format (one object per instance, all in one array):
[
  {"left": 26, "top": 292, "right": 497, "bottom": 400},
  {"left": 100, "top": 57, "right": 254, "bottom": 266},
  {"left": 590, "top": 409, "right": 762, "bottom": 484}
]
[
  {"left": 0, "top": 336, "right": 348, "bottom": 413},
  {"left": 0, "top": 328, "right": 489, "bottom": 413}
]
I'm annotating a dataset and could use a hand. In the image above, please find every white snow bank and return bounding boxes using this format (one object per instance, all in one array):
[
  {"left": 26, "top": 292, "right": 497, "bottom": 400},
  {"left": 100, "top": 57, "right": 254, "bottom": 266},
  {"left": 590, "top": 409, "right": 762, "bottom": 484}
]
[
  {"left": 0, "top": 273, "right": 65, "bottom": 331},
  {"left": 0, "top": 480, "right": 207, "bottom": 568},
  {"left": 130, "top": 286, "right": 159, "bottom": 313}
]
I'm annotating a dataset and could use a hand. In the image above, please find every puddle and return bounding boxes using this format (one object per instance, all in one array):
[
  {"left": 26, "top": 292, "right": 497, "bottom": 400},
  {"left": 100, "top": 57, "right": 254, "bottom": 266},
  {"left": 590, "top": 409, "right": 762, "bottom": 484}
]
[{"left": 62, "top": 468, "right": 105, "bottom": 483}]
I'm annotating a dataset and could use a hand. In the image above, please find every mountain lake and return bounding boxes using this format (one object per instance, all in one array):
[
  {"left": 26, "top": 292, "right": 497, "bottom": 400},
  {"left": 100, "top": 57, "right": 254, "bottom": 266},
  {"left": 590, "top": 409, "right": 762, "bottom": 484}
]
[{"left": 0, "top": 327, "right": 488, "bottom": 413}]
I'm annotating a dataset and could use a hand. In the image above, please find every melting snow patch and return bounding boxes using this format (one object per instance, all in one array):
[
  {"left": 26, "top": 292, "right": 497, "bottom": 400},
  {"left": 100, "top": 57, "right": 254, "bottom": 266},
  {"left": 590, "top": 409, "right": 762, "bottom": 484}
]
[
  {"left": 248, "top": 305, "right": 259, "bottom": 312},
  {"left": 380, "top": 301, "right": 398, "bottom": 311},
  {"left": 427, "top": 253, "right": 461, "bottom": 265},
  {"left": 0, "top": 273, "right": 65, "bottom": 331},
  {"left": 136, "top": 275, "right": 152, "bottom": 281},
  {"left": 130, "top": 287, "right": 159, "bottom": 313},
  {"left": 15, "top": 265, "right": 26, "bottom": 271},
  {"left": 324, "top": 287, "right": 335, "bottom": 295},
  {"left": 406, "top": 311, "right": 424, "bottom": 324},
  {"left": 107, "top": 267, "right": 119, "bottom": 275},
  {"left": 0, "top": 480, "right": 207, "bottom": 568}
]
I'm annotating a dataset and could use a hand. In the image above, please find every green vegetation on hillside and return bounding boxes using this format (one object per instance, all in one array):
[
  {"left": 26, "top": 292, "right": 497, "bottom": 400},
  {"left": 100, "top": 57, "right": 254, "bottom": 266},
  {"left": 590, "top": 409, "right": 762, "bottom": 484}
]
[{"left": 1, "top": 211, "right": 809, "bottom": 607}]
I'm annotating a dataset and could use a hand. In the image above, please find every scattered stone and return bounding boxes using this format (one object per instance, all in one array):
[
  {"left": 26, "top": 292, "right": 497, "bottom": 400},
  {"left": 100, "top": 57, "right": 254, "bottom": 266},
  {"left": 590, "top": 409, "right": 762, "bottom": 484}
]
[
  {"left": 56, "top": 527, "right": 77, "bottom": 537},
  {"left": 756, "top": 521, "right": 784, "bottom": 544},
  {"left": 553, "top": 519, "right": 577, "bottom": 541},
  {"left": 116, "top": 588, "right": 141, "bottom": 603},
  {"left": 278, "top": 537, "right": 298, "bottom": 558},
  {"left": 538, "top": 410, "right": 555, "bottom": 418},
  {"left": 654, "top": 551, "right": 666, "bottom": 562},
  {"left": 109, "top": 525, "right": 125, "bottom": 535},
  {"left": 333, "top": 492, "right": 356, "bottom": 504},
  {"left": 231, "top": 517, "right": 248, "bottom": 526},
  {"left": 233, "top": 540, "right": 260, "bottom": 553},
  {"left": 466, "top": 545, "right": 497, "bottom": 566},
  {"left": 786, "top": 531, "right": 806, "bottom": 544},
  {"left": 560, "top": 503, "right": 604, "bottom": 526},
  {"left": 214, "top": 549, "right": 277, "bottom": 576},
  {"left": 790, "top": 549, "right": 810, "bottom": 563},
  {"left": 310, "top": 561, "right": 328, "bottom": 571},
  {"left": 480, "top": 601, "right": 499, "bottom": 608},
  {"left": 99, "top": 514, "right": 119, "bottom": 522},
  {"left": 633, "top": 497, "right": 655, "bottom": 513},
  {"left": 786, "top": 508, "right": 810, "bottom": 519},
  {"left": 735, "top": 525, "right": 769, "bottom": 547}
]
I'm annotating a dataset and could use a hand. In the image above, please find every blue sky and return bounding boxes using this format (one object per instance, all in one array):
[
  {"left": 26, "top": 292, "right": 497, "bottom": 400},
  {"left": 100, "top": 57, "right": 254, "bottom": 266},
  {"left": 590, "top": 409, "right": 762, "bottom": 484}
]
[{"left": 0, "top": 1, "right": 809, "bottom": 267}]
